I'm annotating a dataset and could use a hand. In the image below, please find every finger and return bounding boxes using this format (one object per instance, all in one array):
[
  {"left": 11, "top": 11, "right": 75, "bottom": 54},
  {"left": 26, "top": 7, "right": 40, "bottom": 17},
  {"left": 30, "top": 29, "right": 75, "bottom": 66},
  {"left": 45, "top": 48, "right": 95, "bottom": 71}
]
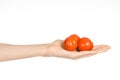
[
  {"left": 92, "top": 44, "right": 111, "bottom": 53},
  {"left": 66, "top": 44, "right": 111, "bottom": 59}
]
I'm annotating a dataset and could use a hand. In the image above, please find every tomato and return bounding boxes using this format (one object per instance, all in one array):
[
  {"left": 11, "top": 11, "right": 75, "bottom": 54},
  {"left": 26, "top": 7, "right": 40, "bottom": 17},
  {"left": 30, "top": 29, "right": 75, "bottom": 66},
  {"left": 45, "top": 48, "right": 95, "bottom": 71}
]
[
  {"left": 78, "top": 37, "right": 93, "bottom": 51},
  {"left": 69, "top": 34, "right": 80, "bottom": 41},
  {"left": 64, "top": 34, "right": 94, "bottom": 51},
  {"left": 64, "top": 37, "right": 78, "bottom": 51}
]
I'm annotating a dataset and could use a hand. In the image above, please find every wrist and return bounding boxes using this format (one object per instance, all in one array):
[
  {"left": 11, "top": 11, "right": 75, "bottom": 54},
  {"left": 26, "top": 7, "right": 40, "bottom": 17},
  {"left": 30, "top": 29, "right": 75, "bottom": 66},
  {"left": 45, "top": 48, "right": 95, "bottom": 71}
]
[{"left": 35, "top": 44, "right": 50, "bottom": 56}]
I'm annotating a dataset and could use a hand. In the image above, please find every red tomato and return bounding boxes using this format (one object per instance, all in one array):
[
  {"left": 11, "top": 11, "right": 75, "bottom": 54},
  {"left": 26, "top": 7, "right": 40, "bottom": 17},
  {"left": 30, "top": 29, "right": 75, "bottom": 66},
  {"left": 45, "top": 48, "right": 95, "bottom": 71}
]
[
  {"left": 78, "top": 37, "right": 93, "bottom": 51},
  {"left": 69, "top": 34, "right": 80, "bottom": 41},
  {"left": 64, "top": 37, "right": 78, "bottom": 51}
]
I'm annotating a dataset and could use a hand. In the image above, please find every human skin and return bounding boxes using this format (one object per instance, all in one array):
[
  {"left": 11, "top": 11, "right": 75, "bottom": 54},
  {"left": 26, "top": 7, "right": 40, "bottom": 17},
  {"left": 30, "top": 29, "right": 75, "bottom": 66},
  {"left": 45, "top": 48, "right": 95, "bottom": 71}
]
[{"left": 0, "top": 40, "right": 110, "bottom": 62}]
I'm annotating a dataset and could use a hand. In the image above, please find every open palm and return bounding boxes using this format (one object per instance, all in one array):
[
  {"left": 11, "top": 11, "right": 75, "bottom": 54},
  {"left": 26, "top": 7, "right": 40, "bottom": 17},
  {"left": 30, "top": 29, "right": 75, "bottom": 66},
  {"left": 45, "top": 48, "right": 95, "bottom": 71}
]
[{"left": 48, "top": 40, "right": 111, "bottom": 59}]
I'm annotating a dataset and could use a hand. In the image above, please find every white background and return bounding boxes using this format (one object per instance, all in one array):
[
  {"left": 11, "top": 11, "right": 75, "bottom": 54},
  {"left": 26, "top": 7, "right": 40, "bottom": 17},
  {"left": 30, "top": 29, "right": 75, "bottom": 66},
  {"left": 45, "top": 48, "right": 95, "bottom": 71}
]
[{"left": 0, "top": 0, "right": 119, "bottom": 80}]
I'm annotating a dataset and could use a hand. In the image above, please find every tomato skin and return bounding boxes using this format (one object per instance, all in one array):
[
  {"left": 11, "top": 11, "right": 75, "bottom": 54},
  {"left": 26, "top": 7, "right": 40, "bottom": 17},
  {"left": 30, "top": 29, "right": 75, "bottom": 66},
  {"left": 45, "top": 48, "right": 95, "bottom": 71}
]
[
  {"left": 78, "top": 37, "right": 93, "bottom": 51},
  {"left": 69, "top": 34, "right": 80, "bottom": 41},
  {"left": 64, "top": 37, "right": 78, "bottom": 51}
]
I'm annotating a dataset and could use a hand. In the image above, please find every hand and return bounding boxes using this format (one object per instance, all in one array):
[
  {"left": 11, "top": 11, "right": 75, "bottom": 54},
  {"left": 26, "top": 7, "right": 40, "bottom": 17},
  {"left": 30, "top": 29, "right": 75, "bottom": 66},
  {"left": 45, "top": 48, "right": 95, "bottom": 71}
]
[{"left": 47, "top": 40, "right": 111, "bottom": 59}]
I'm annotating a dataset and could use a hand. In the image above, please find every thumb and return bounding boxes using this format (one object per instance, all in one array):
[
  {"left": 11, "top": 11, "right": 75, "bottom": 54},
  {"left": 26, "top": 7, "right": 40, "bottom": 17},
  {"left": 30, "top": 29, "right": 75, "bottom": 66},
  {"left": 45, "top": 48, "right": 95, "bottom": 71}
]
[{"left": 52, "top": 40, "right": 63, "bottom": 46}]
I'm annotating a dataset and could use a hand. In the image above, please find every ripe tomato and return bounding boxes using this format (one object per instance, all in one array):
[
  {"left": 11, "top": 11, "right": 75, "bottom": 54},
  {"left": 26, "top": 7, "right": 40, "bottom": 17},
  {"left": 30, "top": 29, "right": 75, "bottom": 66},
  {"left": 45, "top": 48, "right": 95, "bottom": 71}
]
[
  {"left": 69, "top": 34, "right": 80, "bottom": 41},
  {"left": 78, "top": 37, "right": 93, "bottom": 51},
  {"left": 64, "top": 37, "right": 78, "bottom": 51}
]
